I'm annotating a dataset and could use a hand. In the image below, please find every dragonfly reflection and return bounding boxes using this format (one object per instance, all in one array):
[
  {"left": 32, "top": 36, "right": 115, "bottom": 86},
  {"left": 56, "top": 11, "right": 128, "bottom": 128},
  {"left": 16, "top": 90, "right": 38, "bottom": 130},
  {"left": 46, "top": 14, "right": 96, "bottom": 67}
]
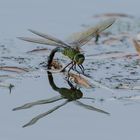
[
  {"left": 13, "top": 71, "right": 110, "bottom": 127},
  {"left": 18, "top": 18, "right": 115, "bottom": 76}
]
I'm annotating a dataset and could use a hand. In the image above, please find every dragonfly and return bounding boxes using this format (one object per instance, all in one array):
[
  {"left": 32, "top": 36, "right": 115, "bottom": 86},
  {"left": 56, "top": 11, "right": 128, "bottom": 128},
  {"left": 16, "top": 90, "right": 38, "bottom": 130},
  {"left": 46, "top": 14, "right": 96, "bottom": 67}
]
[
  {"left": 13, "top": 71, "right": 109, "bottom": 127},
  {"left": 18, "top": 18, "right": 116, "bottom": 75}
]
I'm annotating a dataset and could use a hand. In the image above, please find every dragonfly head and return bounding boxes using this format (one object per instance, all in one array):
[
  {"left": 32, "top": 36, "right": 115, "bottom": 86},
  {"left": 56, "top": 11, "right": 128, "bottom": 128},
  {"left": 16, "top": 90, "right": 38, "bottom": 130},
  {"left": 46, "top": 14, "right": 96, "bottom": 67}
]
[{"left": 74, "top": 53, "right": 85, "bottom": 64}]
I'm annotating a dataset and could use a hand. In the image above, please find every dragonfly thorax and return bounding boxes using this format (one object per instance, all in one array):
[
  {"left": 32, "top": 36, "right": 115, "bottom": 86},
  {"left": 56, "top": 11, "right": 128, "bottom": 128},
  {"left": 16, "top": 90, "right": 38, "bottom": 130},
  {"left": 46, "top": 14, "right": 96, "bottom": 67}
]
[
  {"left": 62, "top": 48, "right": 85, "bottom": 64},
  {"left": 74, "top": 53, "right": 85, "bottom": 64}
]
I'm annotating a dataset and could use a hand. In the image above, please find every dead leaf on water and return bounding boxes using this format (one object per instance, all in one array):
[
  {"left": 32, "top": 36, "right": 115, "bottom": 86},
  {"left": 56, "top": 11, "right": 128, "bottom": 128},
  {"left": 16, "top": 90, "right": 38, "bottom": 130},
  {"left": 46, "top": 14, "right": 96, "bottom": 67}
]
[
  {"left": 50, "top": 60, "right": 63, "bottom": 70},
  {"left": 0, "top": 66, "right": 29, "bottom": 73},
  {"left": 69, "top": 73, "right": 92, "bottom": 88},
  {"left": 0, "top": 74, "right": 16, "bottom": 81},
  {"left": 133, "top": 39, "right": 140, "bottom": 56},
  {"left": 93, "top": 13, "right": 134, "bottom": 18}
]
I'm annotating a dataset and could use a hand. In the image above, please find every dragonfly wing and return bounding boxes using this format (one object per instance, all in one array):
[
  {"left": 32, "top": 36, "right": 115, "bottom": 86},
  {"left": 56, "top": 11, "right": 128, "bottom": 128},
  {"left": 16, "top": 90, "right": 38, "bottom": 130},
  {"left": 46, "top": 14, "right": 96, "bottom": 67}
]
[
  {"left": 18, "top": 37, "right": 63, "bottom": 47},
  {"left": 22, "top": 100, "right": 69, "bottom": 127},
  {"left": 67, "top": 18, "right": 116, "bottom": 48},
  {"left": 13, "top": 95, "right": 63, "bottom": 111},
  {"left": 28, "top": 29, "right": 70, "bottom": 48},
  {"left": 74, "top": 101, "right": 110, "bottom": 115}
]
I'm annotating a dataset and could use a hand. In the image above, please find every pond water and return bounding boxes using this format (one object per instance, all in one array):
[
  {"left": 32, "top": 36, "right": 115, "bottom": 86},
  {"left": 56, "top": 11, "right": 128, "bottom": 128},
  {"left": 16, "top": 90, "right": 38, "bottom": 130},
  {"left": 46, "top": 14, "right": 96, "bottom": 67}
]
[{"left": 0, "top": 0, "right": 140, "bottom": 140}]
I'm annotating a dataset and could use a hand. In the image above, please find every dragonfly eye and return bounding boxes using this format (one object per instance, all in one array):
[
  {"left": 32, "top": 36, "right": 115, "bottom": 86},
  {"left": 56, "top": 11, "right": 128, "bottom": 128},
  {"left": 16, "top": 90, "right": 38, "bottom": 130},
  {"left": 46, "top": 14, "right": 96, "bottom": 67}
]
[{"left": 74, "top": 53, "right": 85, "bottom": 64}]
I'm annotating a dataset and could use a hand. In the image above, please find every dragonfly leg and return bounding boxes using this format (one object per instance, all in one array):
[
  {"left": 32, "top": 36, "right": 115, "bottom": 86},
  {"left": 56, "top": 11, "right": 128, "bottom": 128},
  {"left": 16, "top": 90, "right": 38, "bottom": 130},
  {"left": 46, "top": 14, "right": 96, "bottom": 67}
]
[
  {"left": 66, "top": 79, "right": 75, "bottom": 89},
  {"left": 73, "top": 64, "right": 77, "bottom": 72},
  {"left": 61, "top": 61, "right": 73, "bottom": 72},
  {"left": 67, "top": 62, "right": 75, "bottom": 79},
  {"left": 71, "top": 64, "right": 81, "bottom": 76},
  {"left": 81, "top": 64, "right": 85, "bottom": 73},
  {"left": 72, "top": 64, "right": 76, "bottom": 70},
  {"left": 78, "top": 64, "right": 85, "bottom": 74}
]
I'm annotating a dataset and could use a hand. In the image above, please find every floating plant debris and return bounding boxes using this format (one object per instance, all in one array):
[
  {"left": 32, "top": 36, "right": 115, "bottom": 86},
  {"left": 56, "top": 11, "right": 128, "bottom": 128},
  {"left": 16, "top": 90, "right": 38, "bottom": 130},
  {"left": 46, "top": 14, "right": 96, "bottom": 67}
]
[
  {"left": 0, "top": 74, "right": 16, "bottom": 81},
  {"left": 0, "top": 66, "right": 29, "bottom": 73},
  {"left": 50, "top": 60, "right": 63, "bottom": 70},
  {"left": 68, "top": 73, "right": 92, "bottom": 88},
  {"left": 93, "top": 13, "right": 134, "bottom": 18},
  {"left": 133, "top": 39, "right": 140, "bottom": 56}
]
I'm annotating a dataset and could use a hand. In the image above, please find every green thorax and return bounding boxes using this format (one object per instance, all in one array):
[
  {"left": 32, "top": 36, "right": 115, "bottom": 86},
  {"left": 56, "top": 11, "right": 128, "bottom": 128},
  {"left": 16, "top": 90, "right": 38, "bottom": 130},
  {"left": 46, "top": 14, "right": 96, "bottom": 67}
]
[
  {"left": 62, "top": 48, "right": 80, "bottom": 60},
  {"left": 59, "top": 88, "right": 83, "bottom": 101}
]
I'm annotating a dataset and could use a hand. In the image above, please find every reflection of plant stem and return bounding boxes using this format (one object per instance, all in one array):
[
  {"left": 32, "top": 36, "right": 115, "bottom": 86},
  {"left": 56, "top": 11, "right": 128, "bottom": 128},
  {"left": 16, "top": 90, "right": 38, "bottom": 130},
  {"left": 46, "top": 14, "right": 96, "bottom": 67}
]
[
  {"left": 9, "top": 84, "right": 14, "bottom": 94},
  {"left": 95, "top": 34, "right": 100, "bottom": 44},
  {"left": 0, "top": 82, "right": 14, "bottom": 93}
]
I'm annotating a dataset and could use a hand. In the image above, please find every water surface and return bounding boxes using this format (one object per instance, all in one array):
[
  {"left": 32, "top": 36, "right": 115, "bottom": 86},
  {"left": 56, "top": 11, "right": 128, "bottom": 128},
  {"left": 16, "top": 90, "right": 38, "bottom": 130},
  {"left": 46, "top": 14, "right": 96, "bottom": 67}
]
[{"left": 0, "top": 0, "right": 140, "bottom": 140}]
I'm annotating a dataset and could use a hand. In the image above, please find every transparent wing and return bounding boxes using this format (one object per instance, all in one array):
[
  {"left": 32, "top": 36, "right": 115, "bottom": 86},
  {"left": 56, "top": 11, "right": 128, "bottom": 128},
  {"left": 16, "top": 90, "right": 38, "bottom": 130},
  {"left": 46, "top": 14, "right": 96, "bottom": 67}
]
[
  {"left": 17, "top": 37, "right": 64, "bottom": 47},
  {"left": 22, "top": 100, "right": 69, "bottom": 127},
  {"left": 13, "top": 95, "right": 63, "bottom": 111},
  {"left": 67, "top": 18, "right": 116, "bottom": 48},
  {"left": 18, "top": 18, "right": 115, "bottom": 49},
  {"left": 74, "top": 101, "right": 110, "bottom": 115},
  {"left": 28, "top": 29, "right": 70, "bottom": 47}
]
